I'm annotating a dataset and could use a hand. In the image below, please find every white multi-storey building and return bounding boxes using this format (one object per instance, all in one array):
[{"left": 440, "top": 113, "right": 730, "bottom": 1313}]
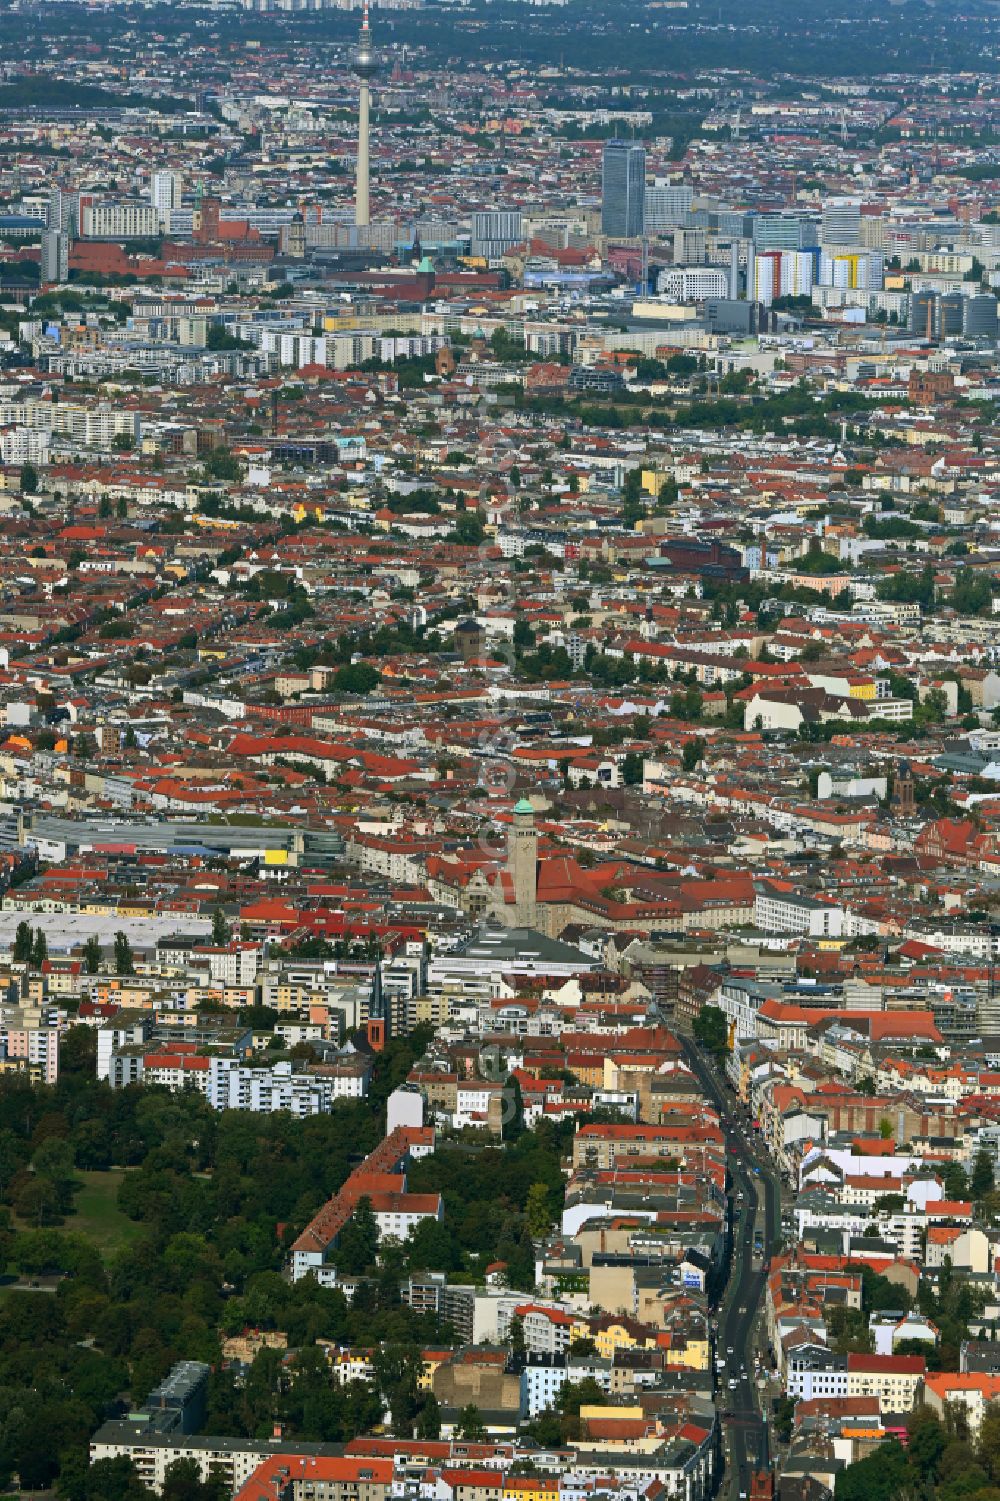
[
  {"left": 656, "top": 267, "right": 730, "bottom": 302},
  {"left": 150, "top": 171, "right": 182, "bottom": 230},
  {"left": 751, "top": 250, "right": 815, "bottom": 305},
  {"left": 754, "top": 887, "right": 846, "bottom": 937},
  {"left": 0, "top": 398, "right": 140, "bottom": 447},
  {"left": 80, "top": 200, "right": 163, "bottom": 239},
  {"left": 207, "top": 1056, "right": 369, "bottom": 1114},
  {"left": 0, "top": 428, "right": 50, "bottom": 465}
]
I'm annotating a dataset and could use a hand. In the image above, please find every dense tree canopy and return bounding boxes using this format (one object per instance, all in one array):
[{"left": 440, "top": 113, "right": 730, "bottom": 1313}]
[{"left": 0, "top": 1025, "right": 458, "bottom": 1491}]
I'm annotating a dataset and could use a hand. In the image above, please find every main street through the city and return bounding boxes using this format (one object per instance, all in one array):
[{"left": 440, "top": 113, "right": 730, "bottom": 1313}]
[{"left": 682, "top": 1039, "right": 782, "bottom": 1500}]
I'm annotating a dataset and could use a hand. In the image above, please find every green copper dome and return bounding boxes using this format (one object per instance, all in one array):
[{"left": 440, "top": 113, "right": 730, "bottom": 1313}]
[{"left": 514, "top": 798, "right": 534, "bottom": 814}]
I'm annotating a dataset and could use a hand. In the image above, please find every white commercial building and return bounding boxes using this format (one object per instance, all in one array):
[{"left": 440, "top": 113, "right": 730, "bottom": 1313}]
[
  {"left": 655, "top": 267, "right": 729, "bottom": 302},
  {"left": 80, "top": 200, "right": 163, "bottom": 239}
]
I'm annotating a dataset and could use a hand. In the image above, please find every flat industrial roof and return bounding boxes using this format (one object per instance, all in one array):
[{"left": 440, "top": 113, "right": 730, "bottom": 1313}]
[
  {"left": 27, "top": 814, "right": 304, "bottom": 854},
  {"left": 0, "top": 911, "right": 212, "bottom": 952}
]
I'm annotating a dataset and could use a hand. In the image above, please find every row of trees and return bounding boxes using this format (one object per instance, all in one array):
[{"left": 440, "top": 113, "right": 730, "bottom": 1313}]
[
  {"left": 693, "top": 1003, "right": 728, "bottom": 1061},
  {"left": 11, "top": 922, "right": 133, "bottom": 975}
]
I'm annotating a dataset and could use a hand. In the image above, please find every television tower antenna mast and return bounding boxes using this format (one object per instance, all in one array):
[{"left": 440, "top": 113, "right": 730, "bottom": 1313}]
[{"left": 353, "top": 0, "right": 379, "bottom": 230}]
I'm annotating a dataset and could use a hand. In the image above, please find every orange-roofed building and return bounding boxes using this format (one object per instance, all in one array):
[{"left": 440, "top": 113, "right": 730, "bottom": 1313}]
[
  {"left": 234, "top": 1455, "right": 393, "bottom": 1501},
  {"left": 923, "top": 1373, "right": 1000, "bottom": 1436}
]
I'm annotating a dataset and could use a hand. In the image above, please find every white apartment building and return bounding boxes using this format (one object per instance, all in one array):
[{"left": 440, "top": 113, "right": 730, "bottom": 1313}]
[
  {"left": 370, "top": 1194, "right": 444, "bottom": 1242},
  {"left": 329, "top": 1349, "right": 375, "bottom": 1385},
  {"left": 0, "top": 398, "right": 140, "bottom": 447},
  {"left": 193, "top": 943, "right": 261, "bottom": 987},
  {"left": 89, "top": 1424, "right": 338, "bottom": 1496},
  {"left": 143, "top": 1052, "right": 211, "bottom": 1095},
  {"left": 818, "top": 251, "right": 884, "bottom": 290},
  {"left": 520, "top": 1357, "right": 612, "bottom": 1417},
  {"left": 754, "top": 888, "right": 845, "bottom": 938},
  {"left": 751, "top": 250, "right": 815, "bottom": 305},
  {"left": 521, "top": 1360, "right": 570, "bottom": 1416},
  {"left": 80, "top": 200, "right": 163, "bottom": 238},
  {"left": 516, "top": 1304, "right": 576, "bottom": 1357},
  {"left": 150, "top": 171, "right": 183, "bottom": 228},
  {"left": 0, "top": 428, "right": 50, "bottom": 466},
  {"left": 714, "top": 976, "right": 770, "bottom": 1043},
  {"left": 848, "top": 1357, "right": 924, "bottom": 1409},
  {"left": 454, "top": 1079, "right": 505, "bottom": 1128},
  {"left": 207, "top": 1057, "right": 366, "bottom": 1115},
  {"left": 787, "top": 1351, "right": 923, "bottom": 1410},
  {"left": 787, "top": 1350, "right": 847, "bottom": 1403},
  {"left": 245, "top": 325, "right": 391, "bottom": 371},
  {"left": 347, "top": 834, "right": 427, "bottom": 884}
]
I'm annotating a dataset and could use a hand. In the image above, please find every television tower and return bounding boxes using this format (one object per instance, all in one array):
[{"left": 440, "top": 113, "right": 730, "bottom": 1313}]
[{"left": 353, "top": 0, "right": 379, "bottom": 229}]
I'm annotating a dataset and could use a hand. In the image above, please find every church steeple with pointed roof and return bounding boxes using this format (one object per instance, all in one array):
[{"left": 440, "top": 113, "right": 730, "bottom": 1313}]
[{"left": 365, "top": 954, "right": 388, "bottom": 1052}]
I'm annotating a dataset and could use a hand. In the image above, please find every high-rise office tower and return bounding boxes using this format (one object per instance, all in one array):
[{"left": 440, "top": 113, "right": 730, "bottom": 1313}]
[
  {"left": 909, "top": 290, "right": 968, "bottom": 341},
  {"left": 41, "top": 228, "right": 68, "bottom": 285},
  {"left": 353, "top": 0, "right": 379, "bottom": 229},
  {"left": 820, "top": 197, "right": 862, "bottom": 247},
  {"left": 938, "top": 292, "right": 965, "bottom": 339},
  {"left": 643, "top": 181, "right": 693, "bottom": 235},
  {"left": 964, "top": 296, "right": 999, "bottom": 339},
  {"left": 150, "top": 171, "right": 182, "bottom": 231},
  {"left": 602, "top": 140, "right": 645, "bottom": 239},
  {"left": 910, "top": 289, "right": 936, "bottom": 339},
  {"left": 673, "top": 225, "right": 707, "bottom": 266},
  {"left": 471, "top": 210, "right": 523, "bottom": 262},
  {"left": 42, "top": 188, "right": 69, "bottom": 284},
  {"left": 46, "top": 187, "right": 76, "bottom": 236},
  {"left": 751, "top": 212, "right": 818, "bottom": 251}
]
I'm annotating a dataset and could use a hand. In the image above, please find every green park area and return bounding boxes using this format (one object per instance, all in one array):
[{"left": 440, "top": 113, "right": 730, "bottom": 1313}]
[{"left": 64, "top": 1169, "right": 143, "bottom": 1260}]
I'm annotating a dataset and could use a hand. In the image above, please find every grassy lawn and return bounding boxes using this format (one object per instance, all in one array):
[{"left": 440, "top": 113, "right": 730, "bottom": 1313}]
[{"left": 64, "top": 1170, "right": 142, "bottom": 1260}]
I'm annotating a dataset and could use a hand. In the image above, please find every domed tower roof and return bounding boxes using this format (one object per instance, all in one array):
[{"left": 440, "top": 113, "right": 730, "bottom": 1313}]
[{"left": 353, "top": 0, "right": 379, "bottom": 79}]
